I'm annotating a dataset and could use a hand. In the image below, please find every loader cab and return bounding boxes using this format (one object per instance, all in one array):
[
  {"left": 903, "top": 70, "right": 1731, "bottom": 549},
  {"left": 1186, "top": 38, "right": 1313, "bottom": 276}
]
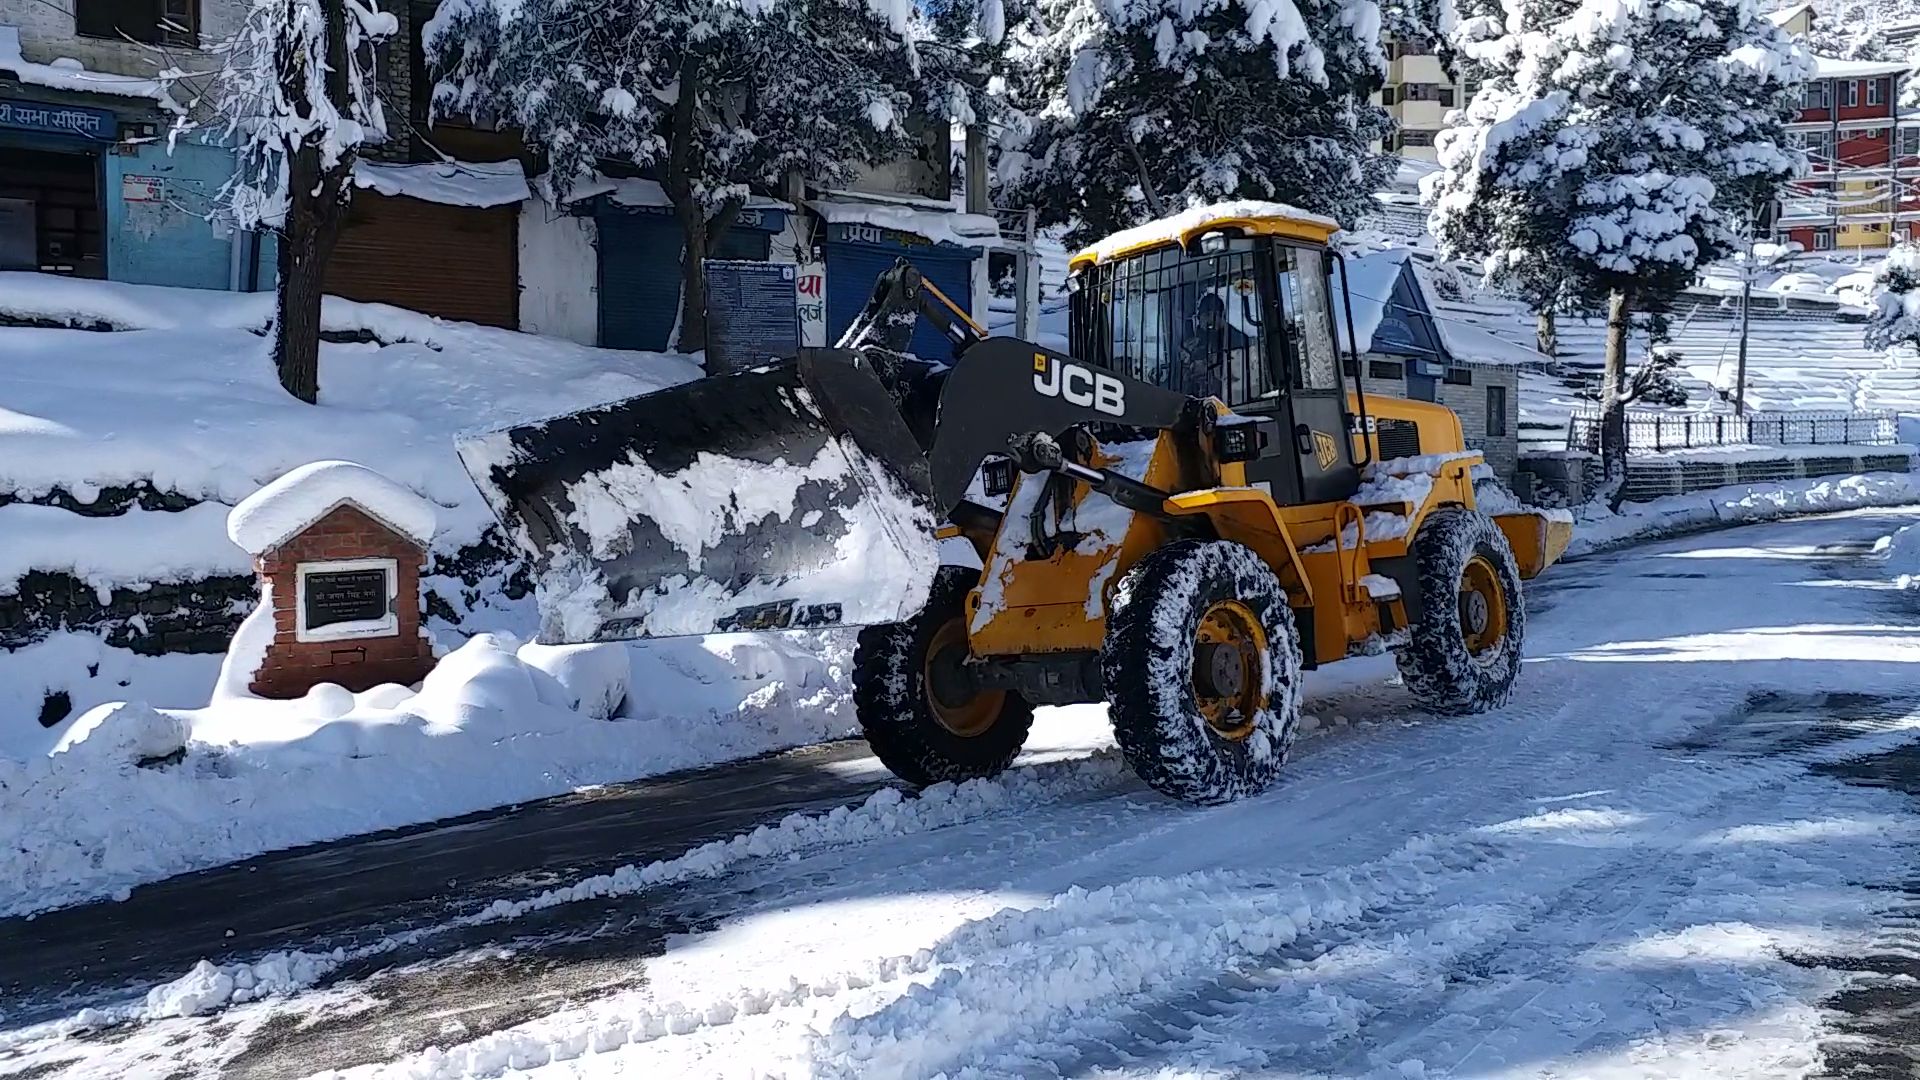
[{"left": 1068, "top": 212, "right": 1364, "bottom": 508}]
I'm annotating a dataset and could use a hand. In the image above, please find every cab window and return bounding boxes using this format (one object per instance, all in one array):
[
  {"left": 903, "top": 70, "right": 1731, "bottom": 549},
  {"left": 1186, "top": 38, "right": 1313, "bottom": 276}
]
[{"left": 1275, "top": 245, "right": 1340, "bottom": 392}]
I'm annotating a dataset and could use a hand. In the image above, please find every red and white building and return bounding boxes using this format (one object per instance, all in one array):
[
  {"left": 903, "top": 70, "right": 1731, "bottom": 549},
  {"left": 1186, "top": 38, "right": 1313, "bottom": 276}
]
[{"left": 1772, "top": 5, "right": 1918, "bottom": 253}]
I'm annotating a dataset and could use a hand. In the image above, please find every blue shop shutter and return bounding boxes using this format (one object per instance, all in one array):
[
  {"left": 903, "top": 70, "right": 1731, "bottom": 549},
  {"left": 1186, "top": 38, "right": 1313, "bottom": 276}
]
[{"left": 596, "top": 207, "right": 772, "bottom": 351}]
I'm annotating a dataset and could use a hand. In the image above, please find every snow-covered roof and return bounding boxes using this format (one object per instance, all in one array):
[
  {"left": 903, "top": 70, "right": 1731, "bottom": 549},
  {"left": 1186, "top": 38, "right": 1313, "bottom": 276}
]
[
  {"left": 1334, "top": 249, "right": 1413, "bottom": 354},
  {"left": 565, "top": 174, "right": 790, "bottom": 212},
  {"left": 1073, "top": 201, "right": 1340, "bottom": 268},
  {"left": 809, "top": 198, "right": 999, "bottom": 249},
  {"left": 228, "top": 460, "right": 438, "bottom": 556},
  {"left": 1431, "top": 315, "right": 1551, "bottom": 369},
  {"left": 0, "top": 26, "right": 180, "bottom": 111},
  {"left": 1765, "top": 3, "right": 1812, "bottom": 27},
  {"left": 353, "top": 160, "right": 529, "bottom": 208},
  {"left": 1811, "top": 55, "right": 1908, "bottom": 78}
]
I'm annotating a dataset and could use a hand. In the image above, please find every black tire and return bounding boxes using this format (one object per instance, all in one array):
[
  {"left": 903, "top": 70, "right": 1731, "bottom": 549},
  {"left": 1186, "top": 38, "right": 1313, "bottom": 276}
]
[
  {"left": 852, "top": 566, "right": 1035, "bottom": 787},
  {"left": 1394, "top": 507, "right": 1526, "bottom": 714},
  {"left": 1103, "top": 540, "right": 1304, "bottom": 805}
]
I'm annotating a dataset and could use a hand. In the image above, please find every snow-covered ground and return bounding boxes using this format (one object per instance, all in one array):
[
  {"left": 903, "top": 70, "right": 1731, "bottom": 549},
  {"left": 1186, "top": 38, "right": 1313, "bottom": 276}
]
[
  {"left": 10, "top": 507, "right": 1920, "bottom": 1079},
  {"left": 0, "top": 275, "right": 865, "bottom": 918}
]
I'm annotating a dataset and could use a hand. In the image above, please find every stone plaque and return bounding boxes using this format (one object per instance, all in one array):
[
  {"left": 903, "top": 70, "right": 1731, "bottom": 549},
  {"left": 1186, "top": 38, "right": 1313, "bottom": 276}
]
[{"left": 304, "top": 568, "right": 391, "bottom": 631}]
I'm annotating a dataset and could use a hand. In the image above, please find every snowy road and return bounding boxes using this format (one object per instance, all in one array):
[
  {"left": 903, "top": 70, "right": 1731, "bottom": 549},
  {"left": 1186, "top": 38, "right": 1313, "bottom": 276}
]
[{"left": 10, "top": 508, "right": 1920, "bottom": 1079}]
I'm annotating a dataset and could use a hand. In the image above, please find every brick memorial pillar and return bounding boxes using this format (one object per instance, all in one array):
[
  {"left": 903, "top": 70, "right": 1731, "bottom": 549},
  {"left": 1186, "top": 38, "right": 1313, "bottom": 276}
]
[{"left": 226, "top": 461, "right": 438, "bottom": 698}]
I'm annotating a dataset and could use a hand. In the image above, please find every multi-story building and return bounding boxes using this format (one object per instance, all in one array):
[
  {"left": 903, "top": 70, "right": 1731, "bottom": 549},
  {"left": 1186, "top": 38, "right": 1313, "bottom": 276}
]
[
  {"left": 1776, "top": 54, "right": 1912, "bottom": 253},
  {"left": 1377, "top": 37, "right": 1467, "bottom": 162}
]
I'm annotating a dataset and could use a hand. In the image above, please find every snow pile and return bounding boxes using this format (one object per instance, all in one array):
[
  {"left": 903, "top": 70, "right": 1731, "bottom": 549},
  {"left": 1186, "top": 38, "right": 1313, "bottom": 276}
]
[
  {"left": 227, "top": 460, "right": 438, "bottom": 554},
  {"left": 0, "top": 629, "right": 853, "bottom": 917},
  {"left": 1874, "top": 523, "right": 1920, "bottom": 588},
  {"left": 0, "top": 503, "right": 247, "bottom": 597},
  {"left": 353, "top": 160, "right": 529, "bottom": 208},
  {"left": 140, "top": 952, "right": 346, "bottom": 1019},
  {"left": 1567, "top": 472, "right": 1920, "bottom": 557},
  {"left": 0, "top": 26, "right": 180, "bottom": 109}
]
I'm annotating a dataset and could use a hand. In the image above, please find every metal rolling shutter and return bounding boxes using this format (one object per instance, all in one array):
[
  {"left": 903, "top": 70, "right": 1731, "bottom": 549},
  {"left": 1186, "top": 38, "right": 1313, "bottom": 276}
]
[
  {"left": 325, "top": 192, "right": 518, "bottom": 328},
  {"left": 596, "top": 208, "right": 772, "bottom": 351},
  {"left": 825, "top": 241, "right": 972, "bottom": 361}
]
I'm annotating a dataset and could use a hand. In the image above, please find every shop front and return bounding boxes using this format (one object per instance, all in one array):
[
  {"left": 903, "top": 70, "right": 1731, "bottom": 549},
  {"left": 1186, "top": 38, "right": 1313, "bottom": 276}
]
[{"left": 0, "top": 96, "right": 118, "bottom": 276}]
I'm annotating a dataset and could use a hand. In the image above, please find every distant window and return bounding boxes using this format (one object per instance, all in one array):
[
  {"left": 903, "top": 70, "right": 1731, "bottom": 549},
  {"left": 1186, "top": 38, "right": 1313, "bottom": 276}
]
[
  {"left": 1400, "top": 129, "right": 1437, "bottom": 148},
  {"left": 1802, "top": 82, "right": 1831, "bottom": 110},
  {"left": 1870, "top": 79, "right": 1885, "bottom": 106},
  {"left": 1381, "top": 85, "right": 1399, "bottom": 106},
  {"left": 1444, "top": 367, "right": 1473, "bottom": 386},
  {"left": 1816, "top": 229, "right": 1836, "bottom": 250},
  {"left": 1847, "top": 80, "right": 1861, "bottom": 107},
  {"left": 1902, "top": 128, "right": 1920, "bottom": 157},
  {"left": 77, "top": 0, "right": 197, "bottom": 45},
  {"left": 1487, "top": 385, "right": 1508, "bottom": 437},
  {"left": 1369, "top": 360, "right": 1407, "bottom": 380},
  {"left": 1402, "top": 83, "right": 1453, "bottom": 103}
]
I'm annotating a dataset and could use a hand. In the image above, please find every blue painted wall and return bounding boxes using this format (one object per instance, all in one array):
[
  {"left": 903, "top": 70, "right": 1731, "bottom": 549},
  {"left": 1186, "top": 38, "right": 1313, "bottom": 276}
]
[{"left": 104, "top": 136, "right": 237, "bottom": 290}]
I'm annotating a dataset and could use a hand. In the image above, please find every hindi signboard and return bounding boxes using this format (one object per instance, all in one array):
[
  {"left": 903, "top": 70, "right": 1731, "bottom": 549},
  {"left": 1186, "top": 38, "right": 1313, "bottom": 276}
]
[
  {"left": 0, "top": 99, "right": 116, "bottom": 141},
  {"left": 704, "top": 260, "right": 800, "bottom": 375}
]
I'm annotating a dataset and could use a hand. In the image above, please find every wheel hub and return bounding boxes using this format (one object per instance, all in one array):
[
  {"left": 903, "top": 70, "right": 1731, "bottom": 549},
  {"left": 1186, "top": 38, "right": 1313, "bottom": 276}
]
[
  {"left": 1191, "top": 600, "right": 1269, "bottom": 742},
  {"left": 923, "top": 618, "right": 1003, "bottom": 737},
  {"left": 1457, "top": 554, "right": 1509, "bottom": 659},
  {"left": 1461, "top": 590, "right": 1490, "bottom": 637},
  {"left": 1198, "top": 642, "right": 1245, "bottom": 698}
]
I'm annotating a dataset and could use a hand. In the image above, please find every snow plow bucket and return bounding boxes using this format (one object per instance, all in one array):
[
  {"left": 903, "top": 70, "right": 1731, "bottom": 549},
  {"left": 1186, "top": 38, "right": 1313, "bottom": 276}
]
[
  {"left": 457, "top": 352, "right": 940, "bottom": 644},
  {"left": 1493, "top": 509, "right": 1574, "bottom": 579}
]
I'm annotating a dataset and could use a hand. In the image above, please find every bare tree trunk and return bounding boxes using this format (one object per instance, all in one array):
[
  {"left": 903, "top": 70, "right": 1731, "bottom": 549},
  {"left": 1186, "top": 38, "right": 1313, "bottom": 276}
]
[
  {"left": 664, "top": 55, "right": 715, "bottom": 359},
  {"left": 1535, "top": 307, "right": 1557, "bottom": 359},
  {"left": 1598, "top": 287, "right": 1631, "bottom": 510},
  {"left": 267, "top": 0, "right": 356, "bottom": 403}
]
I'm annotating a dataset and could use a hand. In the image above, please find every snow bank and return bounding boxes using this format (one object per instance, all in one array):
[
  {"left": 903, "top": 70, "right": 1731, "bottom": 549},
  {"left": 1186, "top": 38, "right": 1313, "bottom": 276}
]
[
  {"left": 1567, "top": 472, "right": 1920, "bottom": 557},
  {"left": 0, "top": 503, "right": 248, "bottom": 596},
  {"left": 0, "top": 630, "right": 853, "bottom": 917},
  {"left": 0, "top": 273, "right": 702, "bottom": 550},
  {"left": 227, "top": 460, "right": 438, "bottom": 555},
  {"left": 1874, "top": 522, "right": 1920, "bottom": 588}
]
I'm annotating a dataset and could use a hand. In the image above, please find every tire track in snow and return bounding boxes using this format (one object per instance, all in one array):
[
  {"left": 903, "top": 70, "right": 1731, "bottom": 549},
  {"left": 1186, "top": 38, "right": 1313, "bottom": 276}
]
[{"left": 995, "top": 699, "right": 1920, "bottom": 1080}]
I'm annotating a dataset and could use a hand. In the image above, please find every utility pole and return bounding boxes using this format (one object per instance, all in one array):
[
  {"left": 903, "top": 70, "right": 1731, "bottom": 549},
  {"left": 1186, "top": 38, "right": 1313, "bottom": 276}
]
[
  {"left": 1734, "top": 199, "right": 1775, "bottom": 418},
  {"left": 1735, "top": 232, "right": 1751, "bottom": 417}
]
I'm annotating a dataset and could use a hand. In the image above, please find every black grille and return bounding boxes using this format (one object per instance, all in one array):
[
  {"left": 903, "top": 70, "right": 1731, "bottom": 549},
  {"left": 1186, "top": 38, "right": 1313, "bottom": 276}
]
[{"left": 1377, "top": 417, "right": 1421, "bottom": 461}]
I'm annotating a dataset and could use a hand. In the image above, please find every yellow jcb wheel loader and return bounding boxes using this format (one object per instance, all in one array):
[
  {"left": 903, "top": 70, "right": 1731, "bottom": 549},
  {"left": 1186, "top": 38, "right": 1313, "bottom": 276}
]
[{"left": 458, "top": 203, "right": 1572, "bottom": 805}]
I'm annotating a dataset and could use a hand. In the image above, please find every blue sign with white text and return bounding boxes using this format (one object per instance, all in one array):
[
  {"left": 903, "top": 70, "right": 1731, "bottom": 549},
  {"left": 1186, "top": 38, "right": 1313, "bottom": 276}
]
[{"left": 0, "top": 98, "right": 117, "bottom": 141}]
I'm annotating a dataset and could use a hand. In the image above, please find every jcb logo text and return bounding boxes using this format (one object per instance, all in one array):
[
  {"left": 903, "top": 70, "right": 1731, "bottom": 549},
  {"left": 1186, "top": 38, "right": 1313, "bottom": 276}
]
[{"left": 1033, "top": 354, "right": 1124, "bottom": 417}]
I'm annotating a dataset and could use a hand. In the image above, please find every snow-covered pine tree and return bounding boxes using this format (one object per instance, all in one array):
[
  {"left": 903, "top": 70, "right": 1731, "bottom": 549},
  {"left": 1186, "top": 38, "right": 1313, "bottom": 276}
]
[
  {"left": 1808, "top": 0, "right": 1902, "bottom": 61},
  {"left": 1424, "top": 0, "right": 1808, "bottom": 503},
  {"left": 994, "top": 0, "right": 1398, "bottom": 244},
  {"left": 164, "top": 0, "right": 394, "bottom": 402},
  {"left": 426, "top": 0, "right": 973, "bottom": 351},
  {"left": 1866, "top": 242, "right": 1920, "bottom": 350}
]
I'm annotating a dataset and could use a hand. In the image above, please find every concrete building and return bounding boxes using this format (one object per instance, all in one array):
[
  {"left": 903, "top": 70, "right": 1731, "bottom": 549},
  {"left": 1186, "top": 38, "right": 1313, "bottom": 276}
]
[
  {"left": 0, "top": 0, "right": 245, "bottom": 289},
  {"left": 1376, "top": 36, "right": 1467, "bottom": 163},
  {"left": 1334, "top": 248, "right": 1545, "bottom": 480}
]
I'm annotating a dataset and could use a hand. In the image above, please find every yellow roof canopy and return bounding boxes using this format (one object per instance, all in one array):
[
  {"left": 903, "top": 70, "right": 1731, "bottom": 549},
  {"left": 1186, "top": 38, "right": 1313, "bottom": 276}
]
[{"left": 1070, "top": 201, "right": 1340, "bottom": 271}]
